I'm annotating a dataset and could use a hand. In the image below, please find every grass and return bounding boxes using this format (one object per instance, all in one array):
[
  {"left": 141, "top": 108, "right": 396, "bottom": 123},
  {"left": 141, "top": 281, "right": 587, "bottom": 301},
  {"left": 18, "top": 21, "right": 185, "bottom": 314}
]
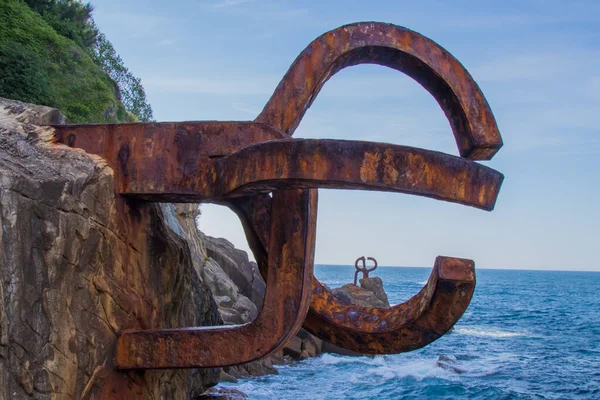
[{"left": 0, "top": 0, "right": 128, "bottom": 123}]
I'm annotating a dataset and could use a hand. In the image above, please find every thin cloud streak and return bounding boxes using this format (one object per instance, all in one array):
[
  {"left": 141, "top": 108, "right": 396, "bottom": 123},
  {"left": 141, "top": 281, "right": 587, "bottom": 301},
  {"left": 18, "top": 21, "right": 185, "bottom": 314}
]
[{"left": 211, "top": 0, "right": 253, "bottom": 8}]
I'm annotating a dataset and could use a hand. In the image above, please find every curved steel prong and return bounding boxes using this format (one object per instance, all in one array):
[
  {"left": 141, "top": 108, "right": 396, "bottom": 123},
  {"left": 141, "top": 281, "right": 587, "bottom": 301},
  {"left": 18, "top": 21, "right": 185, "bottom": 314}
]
[
  {"left": 355, "top": 256, "right": 366, "bottom": 270},
  {"left": 215, "top": 139, "right": 503, "bottom": 211},
  {"left": 353, "top": 256, "right": 366, "bottom": 286},
  {"left": 304, "top": 257, "right": 475, "bottom": 353},
  {"left": 246, "top": 22, "right": 502, "bottom": 354},
  {"left": 257, "top": 22, "right": 502, "bottom": 160},
  {"left": 353, "top": 270, "right": 360, "bottom": 286},
  {"left": 365, "top": 257, "right": 378, "bottom": 272},
  {"left": 228, "top": 196, "right": 475, "bottom": 354},
  {"left": 115, "top": 189, "right": 316, "bottom": 368}
]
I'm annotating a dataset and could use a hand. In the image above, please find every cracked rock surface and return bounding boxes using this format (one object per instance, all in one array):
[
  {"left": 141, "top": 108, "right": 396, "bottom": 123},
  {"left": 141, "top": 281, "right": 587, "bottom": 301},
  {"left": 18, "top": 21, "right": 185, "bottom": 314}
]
[{"left": 0, "top": 98, "right": 221, "bottom": 399}]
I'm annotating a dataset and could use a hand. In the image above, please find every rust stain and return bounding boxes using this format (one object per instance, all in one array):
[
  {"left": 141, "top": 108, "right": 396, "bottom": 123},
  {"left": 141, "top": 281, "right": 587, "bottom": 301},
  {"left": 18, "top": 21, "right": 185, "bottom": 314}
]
[{"left": 360, "top": 151, "right": 381, "bottom": 184}]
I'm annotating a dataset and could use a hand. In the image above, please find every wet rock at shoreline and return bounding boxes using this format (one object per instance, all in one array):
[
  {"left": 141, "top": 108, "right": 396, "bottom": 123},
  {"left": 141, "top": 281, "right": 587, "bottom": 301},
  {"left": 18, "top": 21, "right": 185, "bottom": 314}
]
[
  {"left": 359, "top": 277, "right": 390, "bottom": 306},
  {"left": 332, "top": 280, "right": 390, "bottom": 309}
]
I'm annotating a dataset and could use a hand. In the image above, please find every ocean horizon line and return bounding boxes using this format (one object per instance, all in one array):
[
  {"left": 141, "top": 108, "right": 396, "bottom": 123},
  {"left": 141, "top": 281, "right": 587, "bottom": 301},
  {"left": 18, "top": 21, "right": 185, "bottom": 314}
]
[{"left": 315, "top": 264, "right": 600, "bottom": 273}]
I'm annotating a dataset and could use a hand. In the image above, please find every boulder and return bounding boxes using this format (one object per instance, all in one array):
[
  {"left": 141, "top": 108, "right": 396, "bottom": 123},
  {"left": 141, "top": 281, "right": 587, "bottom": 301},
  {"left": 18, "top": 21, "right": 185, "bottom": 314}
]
[
  {"left": 173, "top": 205, "right": 259, "bottom": 325},
  {"left": 359, "top": 277, "right": 390, "bottom": 307},
  {"left": 321, "top": 341, "right": 363, "bottom": 357},
  {"left": 219, "top": 369, "right": 238, "bottom": 383},
  {"left": 198, "top": 388, "right": 248, "bottom": 399},
  {"left": 200, "top": 258, "right": 258, "bottom": 325},
  {"left": 318, "top": 278, "right": 391, "bottom": 357},
  {"left": 0, "top": 98, "right": 220, "bottom": 399},
  {"left": 436, "top": 355, "right": 465, "bottom": 374},
  {"left": 283, "top": 336, "right": 303, "bottom": 359},
  {"left": 332, "top": 283, "right": 389, "bottom": 308},
  {"left": 226, "top": 357, "right": 278, "bottom": 378},
  {"left": 298, "top": 328, "right": 323, "bottom": 358},
  {"left": 201, "top": 233, "right": 266, "bottom": 308}
]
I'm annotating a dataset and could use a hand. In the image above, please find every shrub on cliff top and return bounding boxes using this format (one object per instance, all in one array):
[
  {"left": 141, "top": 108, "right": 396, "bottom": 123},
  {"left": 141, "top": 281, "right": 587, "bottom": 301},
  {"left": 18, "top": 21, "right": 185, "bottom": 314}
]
[{"left": 0, "top": 0, "right": 153, "bottom": 123}]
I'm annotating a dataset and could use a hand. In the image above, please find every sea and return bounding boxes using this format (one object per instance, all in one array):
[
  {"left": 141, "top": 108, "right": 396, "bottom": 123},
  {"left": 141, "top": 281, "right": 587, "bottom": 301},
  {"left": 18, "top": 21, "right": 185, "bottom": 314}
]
[{"left": 219, "top": 266, "right": 600, "bottom": 399}]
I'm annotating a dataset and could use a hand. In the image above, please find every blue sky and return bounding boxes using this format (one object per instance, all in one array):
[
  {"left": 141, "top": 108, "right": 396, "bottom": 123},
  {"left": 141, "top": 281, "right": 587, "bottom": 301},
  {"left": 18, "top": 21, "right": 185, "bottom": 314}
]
[{"left": 93, "top": 0, "right": 599, "bottom": 271}]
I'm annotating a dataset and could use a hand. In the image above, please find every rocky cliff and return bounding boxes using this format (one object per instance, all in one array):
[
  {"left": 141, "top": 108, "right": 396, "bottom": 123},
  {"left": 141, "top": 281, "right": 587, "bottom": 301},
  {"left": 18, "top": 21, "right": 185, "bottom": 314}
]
[
  {"left": 0, "top": 98, "right": 220, "bottom": 399},
  {"left": 0, "top": 97, "right": 394, "bottom": 398}
]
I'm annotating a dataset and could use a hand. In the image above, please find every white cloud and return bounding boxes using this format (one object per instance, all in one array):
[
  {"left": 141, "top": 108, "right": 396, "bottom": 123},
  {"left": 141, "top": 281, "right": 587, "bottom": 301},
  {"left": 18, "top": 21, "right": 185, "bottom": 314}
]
[{"left": 231, "top": 102, "right": 261, "bottom": 115}]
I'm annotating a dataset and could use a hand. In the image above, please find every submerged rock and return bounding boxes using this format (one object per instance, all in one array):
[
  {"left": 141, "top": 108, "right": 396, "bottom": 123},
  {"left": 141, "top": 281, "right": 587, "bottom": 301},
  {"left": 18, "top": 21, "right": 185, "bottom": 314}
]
[{"left": 436, "top": 355, "right": 465, "bottom": 374}]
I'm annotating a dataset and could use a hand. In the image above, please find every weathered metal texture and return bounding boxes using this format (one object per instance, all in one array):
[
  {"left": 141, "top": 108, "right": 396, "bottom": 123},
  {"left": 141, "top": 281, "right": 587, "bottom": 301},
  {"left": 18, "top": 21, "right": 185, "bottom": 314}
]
[
  {"left": 53, "top": 121, "right": 287, "bottom": 202},
  {"left": 227, "top": 197, "right": 476, "bottom": 354},
  {"left": 256, "top": 22, "right": 503, "bottom": 160},
  {"left": 115, "top": 189, "right": 317, "bottom": 368},
  {"left": 304, "top": 257, "right": 475, "bottom": 353},
  {"left": 354, "top": 256, "right": 378, "bottom": 286},
  {"left": 55, "top": 129, "right": 502, "bottom": 209},
  {"left": 230, "top": 21, "right": 504, "bottom": 355},
  {"left": 51, "top": 21, "right": 505, "bottom": 368}
]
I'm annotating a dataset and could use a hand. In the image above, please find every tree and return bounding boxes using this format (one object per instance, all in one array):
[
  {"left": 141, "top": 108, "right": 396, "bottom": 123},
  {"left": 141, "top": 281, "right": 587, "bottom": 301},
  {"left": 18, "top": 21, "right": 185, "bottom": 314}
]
[
  {"left": 93, "top": 33, "right": 154, "bottom": 121},
  {"left": 20, "top": 0, "right": 154, "bottom": 121}
]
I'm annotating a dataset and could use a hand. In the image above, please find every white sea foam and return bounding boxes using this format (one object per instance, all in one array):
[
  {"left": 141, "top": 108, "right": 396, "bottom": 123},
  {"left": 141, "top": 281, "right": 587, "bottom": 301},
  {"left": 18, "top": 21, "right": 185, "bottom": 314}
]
[
  {"left": 455, "top": 326, "right": 528, "bottom": 338},
  {"left": 416, "top": 280, "right": 429, "bottom": 285},
  {"left": 365, "top": 358, "right": 456, "bottom": 381},
  {"left": 232, "top": 382, "right": 272, "bottom": 398},
  {"left": 318, "top": 353, "right": 386, "bottom": 366},
  {"left": 319, "top": 353, "right": 349, "bottom": 365}
]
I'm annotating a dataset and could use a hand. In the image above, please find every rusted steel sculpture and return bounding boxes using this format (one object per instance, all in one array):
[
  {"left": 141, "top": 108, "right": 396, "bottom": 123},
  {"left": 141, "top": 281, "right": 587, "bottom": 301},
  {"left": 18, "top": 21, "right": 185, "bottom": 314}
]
[
  {"left": 354, "top": 256, "right": 378, "bottom": 286},
  {"left": 52, "top": 22, "right": 504, "bottom": 368}
]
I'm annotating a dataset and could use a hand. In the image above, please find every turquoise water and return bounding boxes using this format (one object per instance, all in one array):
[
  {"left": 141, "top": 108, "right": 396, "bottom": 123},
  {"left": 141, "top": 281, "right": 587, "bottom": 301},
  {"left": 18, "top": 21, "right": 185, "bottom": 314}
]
[{"left": 221, "top": 266, "right": 600, "bottom": 399}]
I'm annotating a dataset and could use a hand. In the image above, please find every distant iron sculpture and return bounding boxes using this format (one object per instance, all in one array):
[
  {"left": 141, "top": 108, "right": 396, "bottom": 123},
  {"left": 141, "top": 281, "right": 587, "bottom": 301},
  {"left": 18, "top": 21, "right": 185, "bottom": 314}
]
[
  {"left": 354, "top": 256, "right": 378, "bottom": 285},
  {"left": 53, "top": 22, "right": 504, "bottom": 369}
]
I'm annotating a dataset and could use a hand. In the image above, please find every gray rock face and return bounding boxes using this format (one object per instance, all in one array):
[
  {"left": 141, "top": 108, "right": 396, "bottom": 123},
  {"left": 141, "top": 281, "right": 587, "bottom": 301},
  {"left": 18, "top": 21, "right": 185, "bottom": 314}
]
[
  {"left": 332, "top": 281, "right": 390, "bottom": 309},
  {"left": 200, "top": 258, "right": 258, "bottom": 324},
  {"left": 0, "top": 98, "right": 220, "bottom": 399},
  {"left": 172, "top": 205, "right": 259, "bottom": 326},
  {"left": 202, "top": 234, "right": 265, "bottom": 308},
  {"left": 359, "top": 277, "right": 390, "bottom": 307}
]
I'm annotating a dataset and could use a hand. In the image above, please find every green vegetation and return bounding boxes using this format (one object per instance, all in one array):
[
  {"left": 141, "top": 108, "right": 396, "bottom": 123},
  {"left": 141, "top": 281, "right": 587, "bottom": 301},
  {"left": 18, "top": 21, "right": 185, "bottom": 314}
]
[{"left": 0, "top": 0, "right": 153, "bottom": 123}]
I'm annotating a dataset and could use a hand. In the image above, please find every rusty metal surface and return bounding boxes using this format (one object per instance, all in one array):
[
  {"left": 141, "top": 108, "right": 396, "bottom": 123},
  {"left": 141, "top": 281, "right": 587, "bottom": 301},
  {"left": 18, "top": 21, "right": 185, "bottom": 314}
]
[
  {"left": 115, "top": 189, "right": 316, "bottom": 368},
  {"left": 354, "top": 256, "right": 378, "bottom": 286},
  {"left": 228, "top": 197, "right": 476, "bottom": 354},
  {"left": 53, "top": 121, "right": 288, "bottom": 202},
  {"left": 51, "top": 21, "right": 505, "bottom": 368},
  {"left": 256, "top": 22, "right": 503, "bottom": 160},
  {"left": 304, "top": 257, "right": 475, "bottom": 354},
  {"left": 54, "top": 131, "right": 502, "bottom": 209}
]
